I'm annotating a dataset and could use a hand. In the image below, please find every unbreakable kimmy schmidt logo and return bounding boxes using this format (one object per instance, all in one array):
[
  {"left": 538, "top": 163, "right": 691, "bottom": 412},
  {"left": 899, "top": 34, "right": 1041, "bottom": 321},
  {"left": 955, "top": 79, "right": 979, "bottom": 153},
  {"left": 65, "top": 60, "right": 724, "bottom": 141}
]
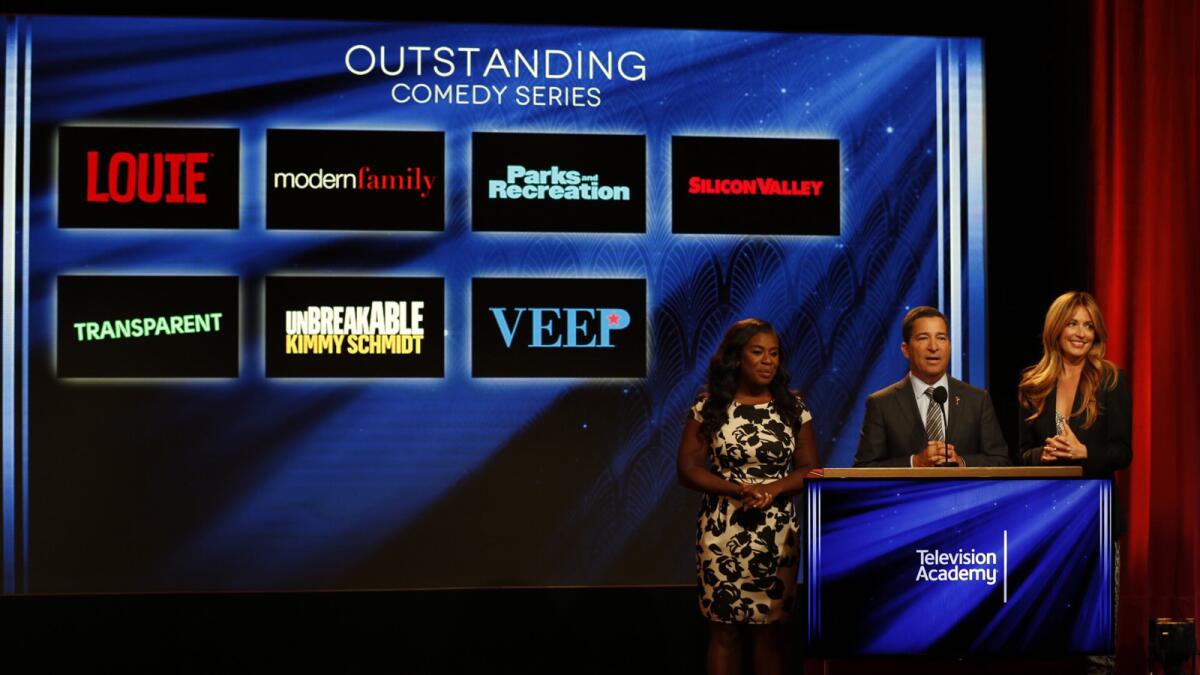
[
  {"left": 472, "top": 132, "right": 645, "bottom": 233},
  {"left": 914, "top": 531, "right": 1009, "bottom": 602},
  {"left": 57, "top": 126, "right": 240, "bottom": 229},
  {"left": 57, "top": 275, "right": 240, "bottom": 378},
  {"left": 266, "top": 129, "right": 444, "bottom": 231},
  {"left": 471, "top": 277, "right": 645, "bottom": 378},
  {"left": 265, "top": 276, "right": 443, "bottom": 378},
  {"left": 284, "top": 301, "right": 425, "bottom": 355},
  {"left": 671, "top": 136, "right": 840, "bottom": 236}
]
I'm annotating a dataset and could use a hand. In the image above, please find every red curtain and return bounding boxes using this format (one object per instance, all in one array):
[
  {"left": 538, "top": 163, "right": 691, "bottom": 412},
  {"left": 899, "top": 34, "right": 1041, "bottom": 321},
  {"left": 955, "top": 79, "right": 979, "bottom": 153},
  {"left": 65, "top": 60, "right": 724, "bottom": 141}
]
[{"left": 1092, "top": 0, "right": 1199, "bottom": 671}]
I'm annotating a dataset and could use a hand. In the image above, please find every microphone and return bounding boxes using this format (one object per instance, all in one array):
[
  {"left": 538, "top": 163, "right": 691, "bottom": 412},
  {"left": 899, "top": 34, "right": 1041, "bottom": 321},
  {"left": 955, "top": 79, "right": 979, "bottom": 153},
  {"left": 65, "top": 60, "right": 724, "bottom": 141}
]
[{"left": 931, "top": 386, "right": 950, "bottom": 467}]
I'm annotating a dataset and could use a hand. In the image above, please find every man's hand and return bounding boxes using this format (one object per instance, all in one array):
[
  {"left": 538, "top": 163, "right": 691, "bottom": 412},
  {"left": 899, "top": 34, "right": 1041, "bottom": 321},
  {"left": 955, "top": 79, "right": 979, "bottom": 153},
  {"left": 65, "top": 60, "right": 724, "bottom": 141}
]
[{"left": 913, "top": 441, "right": 963, "bottom": 467}]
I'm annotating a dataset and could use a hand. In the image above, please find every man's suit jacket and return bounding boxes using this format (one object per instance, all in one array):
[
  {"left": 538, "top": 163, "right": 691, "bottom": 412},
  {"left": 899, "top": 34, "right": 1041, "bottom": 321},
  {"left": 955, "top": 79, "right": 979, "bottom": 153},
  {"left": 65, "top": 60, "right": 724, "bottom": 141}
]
[{"left": 853, "top": 376, "right": 1011, "bottom": 467}]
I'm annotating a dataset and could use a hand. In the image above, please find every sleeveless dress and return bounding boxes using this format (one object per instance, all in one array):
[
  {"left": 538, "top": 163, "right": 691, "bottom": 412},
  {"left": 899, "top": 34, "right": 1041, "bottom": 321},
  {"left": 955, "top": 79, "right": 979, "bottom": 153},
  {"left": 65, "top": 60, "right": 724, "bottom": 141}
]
[{"left": 692, "top": 397, "right": 811, "bottom": 623}]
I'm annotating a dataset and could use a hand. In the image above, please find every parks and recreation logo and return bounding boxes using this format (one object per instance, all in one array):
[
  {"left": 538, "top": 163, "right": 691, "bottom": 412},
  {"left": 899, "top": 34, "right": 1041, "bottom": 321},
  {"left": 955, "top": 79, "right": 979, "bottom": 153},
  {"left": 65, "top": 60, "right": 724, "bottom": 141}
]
[
  {"left": 266, "top": 129, "right": 444, "bottom": 231},
  {"left": 471, "top": 277, "right": 646, "bottom": 378},
  {"left": 472, "top": 132, "right": 645, "bottom": 233},
  {"left": 488, "top": 165, "right": 631, "bottom": 202},
  {"left": 57, "top": 126, "right": 240, "bottom": 229},
  {"left": 671, "top": 135, "right": 840, "bottom": 236},
  {"left": 57, "top": 275, "right": 239, "bottom": 378},
  {"left": 265, "top": 276, "right": 444, "bottom": 378}
]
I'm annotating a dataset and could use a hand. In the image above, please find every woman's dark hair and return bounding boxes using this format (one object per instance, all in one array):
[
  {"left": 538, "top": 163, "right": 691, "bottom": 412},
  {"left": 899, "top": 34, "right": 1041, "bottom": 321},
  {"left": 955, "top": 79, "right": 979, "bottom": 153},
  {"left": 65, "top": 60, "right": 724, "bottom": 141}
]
[{"left": 698, "top": 318, "right": 802, "bottom": 442}]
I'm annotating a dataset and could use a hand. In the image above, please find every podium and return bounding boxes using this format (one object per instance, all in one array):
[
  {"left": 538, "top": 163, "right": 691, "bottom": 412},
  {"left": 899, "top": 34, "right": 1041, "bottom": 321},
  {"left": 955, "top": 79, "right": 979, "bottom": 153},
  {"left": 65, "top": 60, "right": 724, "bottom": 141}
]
[{"left": 803, "top": 467, "right": 1113, "bottom": 656}]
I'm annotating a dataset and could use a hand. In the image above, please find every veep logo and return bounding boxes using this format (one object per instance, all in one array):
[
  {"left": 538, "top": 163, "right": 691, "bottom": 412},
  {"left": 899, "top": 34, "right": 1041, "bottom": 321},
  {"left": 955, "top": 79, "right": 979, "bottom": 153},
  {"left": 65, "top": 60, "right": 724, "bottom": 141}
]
[
  {"left": 489, "top": 307, "right": 631, "bottom": 348},
  {"left": 86, "top": 151, "right": 209, "bottom": 204},
  {"left": 472, "top": 278, "right": 646, "bottom": 378}
]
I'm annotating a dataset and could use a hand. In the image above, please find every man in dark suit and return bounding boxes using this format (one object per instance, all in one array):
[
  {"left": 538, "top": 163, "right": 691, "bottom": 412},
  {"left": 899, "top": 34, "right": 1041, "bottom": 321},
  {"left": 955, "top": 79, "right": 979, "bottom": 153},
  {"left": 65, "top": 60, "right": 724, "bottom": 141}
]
[{"left": 854, "top": 307, "right": 1010, "bottom": 467}]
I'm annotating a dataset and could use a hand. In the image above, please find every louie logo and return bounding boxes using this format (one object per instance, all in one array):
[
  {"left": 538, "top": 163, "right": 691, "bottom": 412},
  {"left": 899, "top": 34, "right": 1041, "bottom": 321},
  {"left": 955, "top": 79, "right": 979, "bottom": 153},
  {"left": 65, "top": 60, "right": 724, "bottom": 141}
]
[{"left": 58, "top": 126, "right": 239, "bottom": 229}]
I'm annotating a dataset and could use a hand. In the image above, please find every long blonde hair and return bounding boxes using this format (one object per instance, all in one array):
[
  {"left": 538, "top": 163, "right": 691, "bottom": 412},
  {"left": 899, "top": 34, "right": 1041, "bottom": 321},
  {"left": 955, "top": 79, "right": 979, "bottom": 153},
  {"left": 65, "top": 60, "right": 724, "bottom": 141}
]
[{"left": 1018, "top": 291, "right": 1120, "bottom": 428}]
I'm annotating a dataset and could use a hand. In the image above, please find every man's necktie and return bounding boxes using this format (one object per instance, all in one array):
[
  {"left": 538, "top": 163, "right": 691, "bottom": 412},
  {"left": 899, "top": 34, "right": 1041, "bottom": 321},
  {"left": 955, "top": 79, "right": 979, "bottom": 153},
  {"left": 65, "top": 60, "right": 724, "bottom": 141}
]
[{"left": 925, "top": 389, "right": 945, "bottom": 442}]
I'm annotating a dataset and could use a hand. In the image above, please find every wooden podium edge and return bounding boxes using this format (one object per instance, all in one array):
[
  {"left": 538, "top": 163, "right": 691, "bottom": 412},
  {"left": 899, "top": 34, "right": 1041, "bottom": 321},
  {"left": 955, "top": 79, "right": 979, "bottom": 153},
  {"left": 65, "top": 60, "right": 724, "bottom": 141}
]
[{"left": 806, "top": 466, "right": 1083, "bottom": 478}]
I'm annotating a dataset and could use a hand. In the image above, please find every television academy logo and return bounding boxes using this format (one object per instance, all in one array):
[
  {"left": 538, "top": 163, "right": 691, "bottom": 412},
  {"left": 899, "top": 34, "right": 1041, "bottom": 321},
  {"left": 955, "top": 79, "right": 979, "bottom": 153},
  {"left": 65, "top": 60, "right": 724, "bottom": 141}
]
[
  {"left": 488, "top": 165, "right": 631, "bottom": 202},
  {"left": 914, "top": 530, "right": 1009, "bottom": 603}
]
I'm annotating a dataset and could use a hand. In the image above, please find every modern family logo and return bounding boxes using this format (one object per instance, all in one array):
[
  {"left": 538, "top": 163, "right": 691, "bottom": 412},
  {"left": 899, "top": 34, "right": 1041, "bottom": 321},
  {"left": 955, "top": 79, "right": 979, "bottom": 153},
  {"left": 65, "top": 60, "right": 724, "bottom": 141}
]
[
  {"left": 266, "top": 130, "right": 444, "bottom": 231},
  {"left": 271, "top": 166, "right": 437, "bottom": 198}
]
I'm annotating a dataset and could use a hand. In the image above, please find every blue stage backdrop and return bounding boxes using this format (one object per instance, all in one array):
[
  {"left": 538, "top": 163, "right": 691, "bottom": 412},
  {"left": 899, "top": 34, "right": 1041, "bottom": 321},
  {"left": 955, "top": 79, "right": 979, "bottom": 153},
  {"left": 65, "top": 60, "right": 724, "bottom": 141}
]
[{"left": 0, "top": 17, "right": 985, "bottom": 592}]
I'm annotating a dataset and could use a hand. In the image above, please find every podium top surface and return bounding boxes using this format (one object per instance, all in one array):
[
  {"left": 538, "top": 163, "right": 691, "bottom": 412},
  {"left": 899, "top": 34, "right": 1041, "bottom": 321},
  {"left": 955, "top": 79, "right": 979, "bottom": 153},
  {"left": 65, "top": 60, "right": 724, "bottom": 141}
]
[{"left": 807, "top": 467, "right": 1083, "bottom": 479}]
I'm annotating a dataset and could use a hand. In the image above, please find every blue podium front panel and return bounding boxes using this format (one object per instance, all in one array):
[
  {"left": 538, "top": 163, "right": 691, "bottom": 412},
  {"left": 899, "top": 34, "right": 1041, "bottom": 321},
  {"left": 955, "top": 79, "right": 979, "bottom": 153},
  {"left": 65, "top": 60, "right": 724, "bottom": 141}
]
[{"left": 806, "top": 478, "right": 1112, "bottom": 656}]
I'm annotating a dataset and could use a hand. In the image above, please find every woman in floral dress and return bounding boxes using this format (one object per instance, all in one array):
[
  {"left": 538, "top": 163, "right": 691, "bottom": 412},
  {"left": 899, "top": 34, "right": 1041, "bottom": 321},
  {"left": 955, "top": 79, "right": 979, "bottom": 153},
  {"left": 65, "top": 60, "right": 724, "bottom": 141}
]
[{"left": 677, "top": 318, "right": 819, "bottom": 675}]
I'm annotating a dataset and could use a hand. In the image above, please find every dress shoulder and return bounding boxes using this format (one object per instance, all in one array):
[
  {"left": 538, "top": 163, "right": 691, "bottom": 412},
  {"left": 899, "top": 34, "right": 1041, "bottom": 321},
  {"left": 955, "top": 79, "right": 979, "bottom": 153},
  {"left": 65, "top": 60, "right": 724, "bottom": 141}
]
[{"left": 790, "top": 390, "right": 813, "bottom": 425}]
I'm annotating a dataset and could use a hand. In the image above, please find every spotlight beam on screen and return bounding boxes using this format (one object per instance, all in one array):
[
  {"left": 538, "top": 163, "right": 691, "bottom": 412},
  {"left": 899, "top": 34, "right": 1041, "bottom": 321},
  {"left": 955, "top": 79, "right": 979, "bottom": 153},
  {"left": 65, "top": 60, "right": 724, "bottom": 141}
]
[{"left": 4, "top": 17, "right": 984, "bottom": 593}]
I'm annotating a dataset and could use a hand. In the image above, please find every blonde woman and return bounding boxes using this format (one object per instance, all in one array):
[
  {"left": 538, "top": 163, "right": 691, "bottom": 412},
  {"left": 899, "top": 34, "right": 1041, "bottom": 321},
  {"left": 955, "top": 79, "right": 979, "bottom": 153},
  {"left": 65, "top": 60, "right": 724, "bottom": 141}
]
[
  {"left": 1018, "top": 291, "right": 1131, "bottom": 480},
  {"left": 1018, "top": 292, "right": 1130, "bottom": 671}
]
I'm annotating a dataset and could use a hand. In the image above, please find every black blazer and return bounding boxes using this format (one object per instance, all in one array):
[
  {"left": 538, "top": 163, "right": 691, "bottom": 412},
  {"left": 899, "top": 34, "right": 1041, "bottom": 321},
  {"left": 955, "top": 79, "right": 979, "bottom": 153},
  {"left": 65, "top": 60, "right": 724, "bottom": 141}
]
[
  {"left": 1019, "top": 369, "right": 1132, "bottom": 531},
  {"left": 854, "top": 376, "right": 1011, "bottom": 467}
]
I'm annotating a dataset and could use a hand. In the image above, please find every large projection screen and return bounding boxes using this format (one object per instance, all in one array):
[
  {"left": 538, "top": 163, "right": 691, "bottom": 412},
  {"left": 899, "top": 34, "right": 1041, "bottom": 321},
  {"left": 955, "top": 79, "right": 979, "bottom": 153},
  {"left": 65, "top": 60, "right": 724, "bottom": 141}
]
[{"left": 0, "top": 17, "right": 986, "bottom": 593}]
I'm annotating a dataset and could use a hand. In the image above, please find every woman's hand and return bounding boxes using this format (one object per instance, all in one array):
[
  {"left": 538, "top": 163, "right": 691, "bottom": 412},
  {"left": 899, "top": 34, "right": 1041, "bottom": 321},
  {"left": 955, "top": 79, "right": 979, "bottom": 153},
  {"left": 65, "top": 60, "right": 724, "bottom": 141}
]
[
  {"left": 739, "top": 482, "right": 779, "bottom": 509},
  {"left": 1046, "top": 424, "right": 1088, "bottom": 462}
]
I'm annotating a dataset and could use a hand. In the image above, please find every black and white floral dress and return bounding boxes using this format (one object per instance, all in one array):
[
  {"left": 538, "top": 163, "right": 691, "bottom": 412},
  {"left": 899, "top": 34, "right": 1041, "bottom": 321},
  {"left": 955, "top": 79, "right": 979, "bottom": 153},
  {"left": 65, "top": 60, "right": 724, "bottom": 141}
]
[{"left": 692, "top": 397, "right": 810, "bottom": 623}]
